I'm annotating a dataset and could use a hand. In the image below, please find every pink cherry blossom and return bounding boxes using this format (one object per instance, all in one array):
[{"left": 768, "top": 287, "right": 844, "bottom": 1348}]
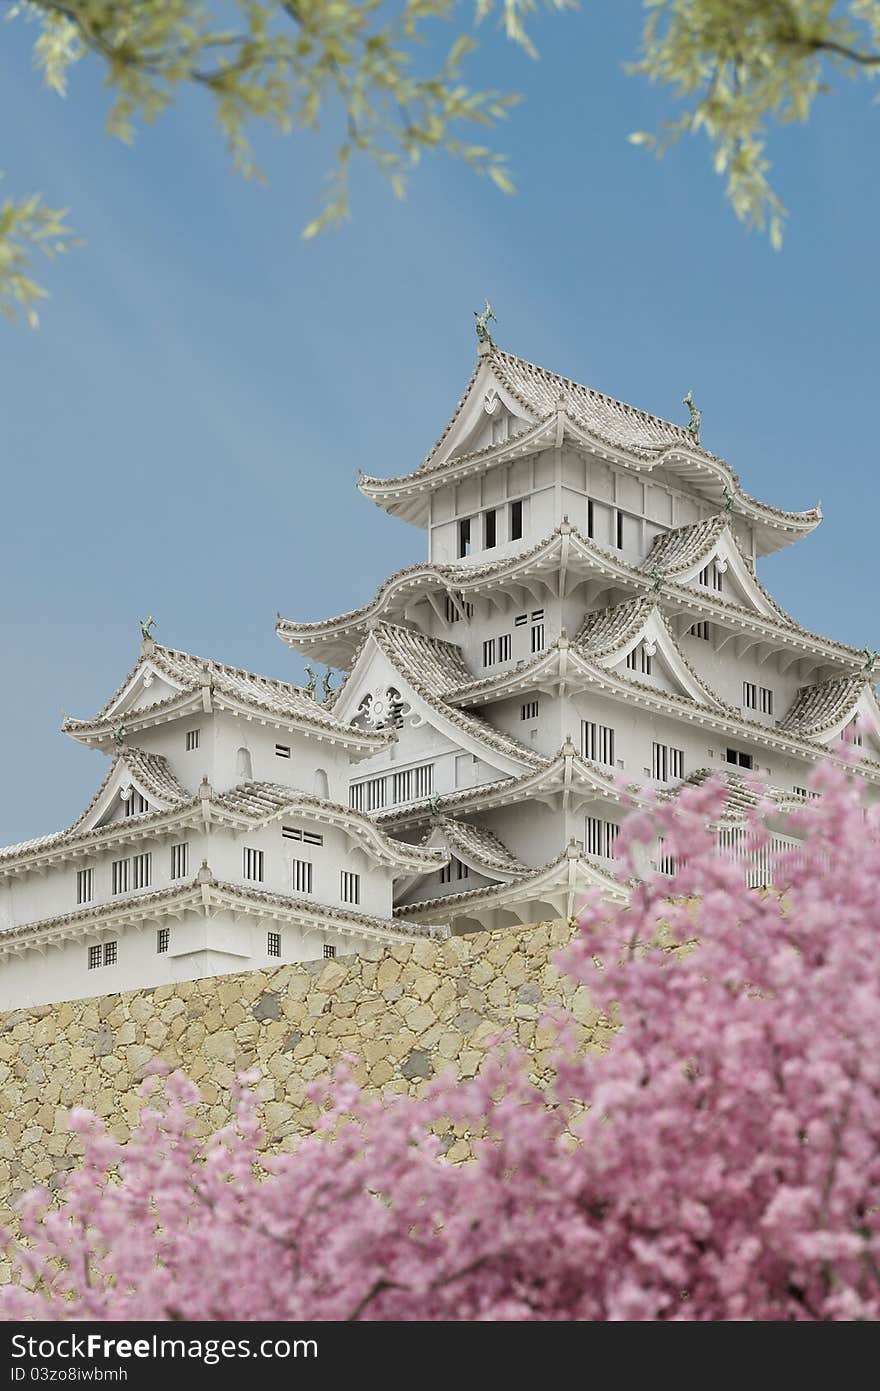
[{"left": 3, "top": 761, "right": 879, "bottom": 1321}]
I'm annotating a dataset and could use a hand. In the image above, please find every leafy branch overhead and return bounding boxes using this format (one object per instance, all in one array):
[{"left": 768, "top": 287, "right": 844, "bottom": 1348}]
[
  {"left": 3, "top": 1, "right": 880, "bottom": 323},
  {"left": 629, "top": 1, "right": 880, "bottom": 250}
]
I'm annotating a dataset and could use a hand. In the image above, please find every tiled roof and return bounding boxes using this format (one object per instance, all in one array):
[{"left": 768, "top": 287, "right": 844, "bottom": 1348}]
[
  {"left": 435, "top": 817, "right": 529, "bottom": 876},
  {"left": 367, "top": 624, "right": 547, "bottom": 770},
  {"left": 778, "top": 675, "right": 867, "bottom": 737},
  {"left": 480, "top": 348, "right": 699, "bottom": 462},
  {"left": 108, "top": 749, "right": 191, "bottom": 811},
  {"left": 394, "top": 846, "right": 624, "bottom": 918},
  {"left": 642, "top": 515, "right": 793, "bottom": 625},
  {"left": 411, "top": 348, "right": 699, "bottom": 476},
  {"left": 0, "top": 878, "right": 447, "bottom": 949},
  {"left": 675, "top": 768, "right": 800, "bottom": 818},
  {"left": 0, "top": 772, "right": 443, "bottom": 873},
  {"left": 277, "top": 531, "right": 565, "bottom": 643},
  {"left": 0, "top": 751, "right": 191, "bottom": 862},
  {"left": 278, "top": 523, "right": 862, "bottom": 668},
  {"left": 368, "top": 625, "right": 472, "bottom": 696},
  {"left": 575, "top": 596, "right": 655, "bottom": 658},
  {"left": 64, "top": 641, "right": 385, "bottom": 744},
  {"left": 642, "top": 515, "right": 729, "bottom": 576}
]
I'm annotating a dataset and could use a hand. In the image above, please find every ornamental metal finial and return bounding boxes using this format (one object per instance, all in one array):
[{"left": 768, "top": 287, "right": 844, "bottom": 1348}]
[
  {"left": 112, "top": 723, "right": 127, "bottom": 747},
  {"left": 862, "top": 647, "right": 877, "bottom": 675},
  {"left": 473, "top": 300, "right": 497, "bottom": 347},
  {"left": 722, "top": 486, "right": 734, "bottom": 513},
  {"left": 429, "top": 794, "right": 442, "bottom": 819},
  {"left": 322, "top": 668, "right": 335, "bottom": 703},
  {"left": 304, "top": 664, "right": 318, "bottom": 698},
  {"left": 682, "top": 390, "right": 701, "bottom": 444},
  {"left": 651, "top": 566, "right": 664, "bottom": 594},
  {"left": 140, "top": 614, "right": 156, "bottom": 642}
]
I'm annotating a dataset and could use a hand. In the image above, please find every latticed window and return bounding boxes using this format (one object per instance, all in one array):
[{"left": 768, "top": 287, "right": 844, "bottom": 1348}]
[
  {"left": 581, "top": 721, "right": 615, "bottom": 766},
  {"left": 653, "top": 743, "right": 684, "bottom": 782},
  {"left": 186, "top": 729, "right": 200, "bottom": 751},
  {"left": 585, "top": 818, "right": 619, "bottom": 859},
  {"left": 626, "top": 644, "right": 653, "bottom": 675},
  {"left": 275, "top": 743, "right": 291, "bottom": 759},
  {"left": 323, "top": 944, "right": 336, "bottom": 960},
  {"left": 170, "top": 843, "right": 189, "bottom": 879},
  {"left": 123, "top": 791, "right": 148, "bottom": 818},
  {"left": 699, "top": 563, "right": 724, "bottom": 591},
  {"left": 87, "top": 945, "right": 102, "bottom": 970},
  {"left": 103, "top": 941, "right": 117, "bottom": 966},
  {"left": 76, "top": 868, "right": 94, "bottom": 905},
  {"left": 341, "top": 871, "right": 360, "bottom": 905},
  {"left": 521, "top": 701, "right": 539, "bottom": 721},
  {"left": 267, "top": 931, "right": 281, "bottom": 958},
  {"left": 111, "top": 858, "right": 129, "bottom": 895},
  {"left": 498, "top": 634, "right": 512, "bottom": 661},
  {"left": 440, "top": 857, "right": 469, "bottom": 884},
  {"left": 243, "top": 847, "right": 264, "bottom": 881},
  {"left": 156, "top": 928, "right": 170, "bottom": 954},
  {"left": 292, "top": 859, "right": 313, "bottom": 894},
  {"left": 132, "top": 853, "right": 151, "bottom": 889}
]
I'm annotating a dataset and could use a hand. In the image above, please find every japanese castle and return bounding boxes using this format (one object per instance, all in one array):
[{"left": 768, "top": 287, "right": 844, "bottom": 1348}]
[{"left": 2, "top": 319, "right": 877, "bottom": 1007}]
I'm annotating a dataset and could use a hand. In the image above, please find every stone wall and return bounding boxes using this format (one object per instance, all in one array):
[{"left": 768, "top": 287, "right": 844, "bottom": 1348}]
[{"left": 0, "top": 919, "right": 609, "bottom": 1280}]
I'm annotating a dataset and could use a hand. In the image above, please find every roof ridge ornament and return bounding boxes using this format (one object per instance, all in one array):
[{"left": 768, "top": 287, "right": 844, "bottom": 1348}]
[
  {"left": 140, "top": 615, "right": 156, "bottom": 653},
  {"left": 473, "top": 300, "right": 497, "bottom": 354},
  {"left": 861, "top": 648, "right": 877, "bottom": 675},
  {"left": 682, "top": 389, "right": 702, "bottom": 445}
]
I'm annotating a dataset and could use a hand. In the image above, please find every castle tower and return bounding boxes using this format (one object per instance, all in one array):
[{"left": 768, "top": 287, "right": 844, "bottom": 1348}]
[
  {"left": 277, "top": 329, "right": 879, "bottom": 933},
  {"left": 0, "top": 635, "right": 445, "bottom": 1007}
]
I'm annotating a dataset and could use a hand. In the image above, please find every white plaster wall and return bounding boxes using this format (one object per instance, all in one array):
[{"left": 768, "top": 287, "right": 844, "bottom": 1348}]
[{"left": 0, "top": 907, "right": 367, "bottom": 1011}]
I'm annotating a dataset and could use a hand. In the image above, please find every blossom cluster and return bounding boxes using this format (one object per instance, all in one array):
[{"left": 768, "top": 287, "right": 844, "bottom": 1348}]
[{"left": 3, "top": 762, "right": 879, "bottom": 1320}]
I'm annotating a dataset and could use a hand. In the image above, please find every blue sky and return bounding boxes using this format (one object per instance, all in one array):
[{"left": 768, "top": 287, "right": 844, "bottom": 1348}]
[{"left": 1, "top": 4, "right": 878, "bottom": 842}]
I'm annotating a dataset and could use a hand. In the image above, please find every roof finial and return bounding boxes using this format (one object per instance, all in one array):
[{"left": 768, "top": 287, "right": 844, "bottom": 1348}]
[
  {"left": 682, "top": 390, "right": 701, "bottom": 445},
  {"left": 112, "top": 723, "right": 127, "bottom": 748},
  {"left": 321, "top": 667, "right": 335, "bottom": 703},
  {"left": 861, "top": 648, "right": 877, "bottom": 675},
  {"left": 304, "top": 664, "right": 318, "bottom": 699},
  {"left": 722, "top": 486, "right": 734, "bottom": 513},
  {"left": 140, "top": 614, "right": 156, "bottom": 644},
  {"left": 473, "top": 300, "right": 497, "bottom": 352}
]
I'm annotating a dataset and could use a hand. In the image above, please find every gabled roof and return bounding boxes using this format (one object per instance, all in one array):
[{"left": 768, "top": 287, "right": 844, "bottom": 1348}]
[
  {"left": 62, "top": 639, "right": 389, "bottom": 753},
  {"left": 277, "top": 522, "right": 861, "bottom": 675},
  {"left": 575, "top": 595, "right": 655, "bottom": 658},
  {"left": 778, "top": 675, "right": 880, "bottom": 739},
  {"left": 366, "top": 624, "right": 472, "bottom": 697},
  {"left": 376, "top": 744, "right": 643, "bottom": 830},
  {"left": 335, "top": 622, "right": 547, "bottom": 775},
  {"left": 393, "top": 844, "right": 627, "bottom": 927},
  {"left": 480, "top": 348, "right": 698, "bottom": 463},
  {"left": 432, "top": 817, "right": 529, "bottom": 878},
  {"left": 357, "top": 343, "right": 821, "bottom": 549},
  {"left": 642, "top": 514, "right": 791, "bottom": 624},
  {"left": 575, "top": 598, "right": 726, "bottom": 708},
  {"left": 0, "top": 877, "right": 448, "bottom": 959},
  {"left": 0, "top": 770, "right": 445, "bottom": 878},
  {"left": 642, "top": 514, "right": 729, "bottom": 576},
  {"left": 674, "top": 768, "right": 801, "bottom": 820}
]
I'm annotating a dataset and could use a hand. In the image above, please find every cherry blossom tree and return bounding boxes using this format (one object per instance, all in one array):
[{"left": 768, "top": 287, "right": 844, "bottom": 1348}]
[{"left": 3, "top": 758, "right": 879, "bottom": 1321}]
